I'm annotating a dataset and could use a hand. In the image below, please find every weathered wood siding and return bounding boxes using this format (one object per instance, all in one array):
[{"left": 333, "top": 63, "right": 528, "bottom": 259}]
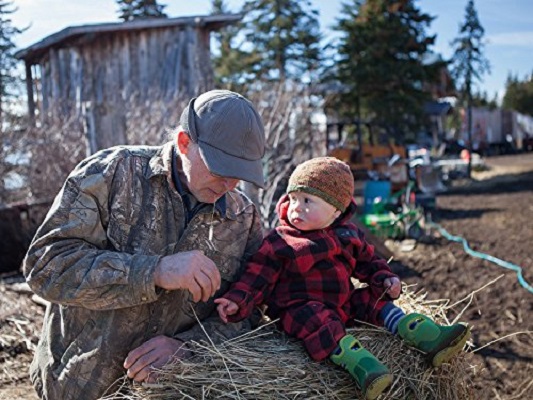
[{"left": 36, "top": 25, "right": 213, "bottom": 151}]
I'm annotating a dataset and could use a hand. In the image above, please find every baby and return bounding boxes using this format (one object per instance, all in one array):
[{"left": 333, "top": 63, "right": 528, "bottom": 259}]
[{"left": 215, "top": 157, "right": 470, "bottom": 400}]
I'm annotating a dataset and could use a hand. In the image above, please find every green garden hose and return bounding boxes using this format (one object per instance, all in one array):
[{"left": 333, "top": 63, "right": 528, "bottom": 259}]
[{"left": 429, "top": 222, "right": 533, "bottom": 294}]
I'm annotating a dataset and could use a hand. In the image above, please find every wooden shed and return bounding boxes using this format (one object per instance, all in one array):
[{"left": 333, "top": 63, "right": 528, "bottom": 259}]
[{"left": 16, "top": 14, "right": 241, "bottom": 152}]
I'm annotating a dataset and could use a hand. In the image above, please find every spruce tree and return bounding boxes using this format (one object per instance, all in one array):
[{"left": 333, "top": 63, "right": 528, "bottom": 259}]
[
  {"left": 116, "top": 0, "right": 167, "bottom": 22},
  {"left": 502, "top": 72, "right": 533, "bottom": 116},
  {"left": 210, "top": 0, "right": 260, "bottom": 91},
  {"left": 241, "top": 0, "right": 322, "bottom": 82},
  {"left": 450, "top": 0, "right": 490, "bottom": 176},
  {"left": 333, "top": 0, "right": 438, "bottom": 143}
]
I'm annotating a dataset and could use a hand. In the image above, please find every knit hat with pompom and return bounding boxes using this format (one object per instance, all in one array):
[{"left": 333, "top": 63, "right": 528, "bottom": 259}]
[{"left": 287, "top": 157, "right": 354, "bottom": 212}]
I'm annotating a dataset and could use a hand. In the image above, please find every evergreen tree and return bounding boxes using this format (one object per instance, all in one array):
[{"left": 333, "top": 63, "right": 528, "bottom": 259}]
[
  {"left": 470, "top": 90, "right": 497, "bottom": 109},
  {"left": 450, "top": 0, "right": 489, "bottom": 176},
  {"left": 502, "top": 72, "right": 533, "bottom": 116},
  {"left": 333, "top": 0, "right": 438, "bottom": 143},
  {"left": 241, "top": 0, "right": 322, "bottom": 82},
  {"left": 116, "top": 0, "right": 167, "bottom": 22},
  {"left": 210, "top": 0, "right": 260, "bottom": 91},
  {"left": 0, "top": 0, "right": 25, "bottom": 132}
]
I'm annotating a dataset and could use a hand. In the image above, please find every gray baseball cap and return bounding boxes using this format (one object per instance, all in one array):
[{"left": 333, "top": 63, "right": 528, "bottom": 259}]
[{"left": 180, "top": 90, "right": 266, "bottom": 188}]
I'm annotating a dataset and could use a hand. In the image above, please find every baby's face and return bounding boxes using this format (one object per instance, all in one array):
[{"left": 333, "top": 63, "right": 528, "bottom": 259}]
[{"left": 287, "top": 192, "right": 341, "bottom": 231}]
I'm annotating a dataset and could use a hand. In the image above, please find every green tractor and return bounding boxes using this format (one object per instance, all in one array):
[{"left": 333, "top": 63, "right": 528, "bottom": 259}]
[{"left": 359, "top": 180, "right": 426, "bottom": 240}]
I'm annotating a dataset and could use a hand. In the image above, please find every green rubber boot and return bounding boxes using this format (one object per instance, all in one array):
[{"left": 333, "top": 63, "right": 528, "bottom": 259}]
[
  {"left": 397, "top": 313, "right": 470, "bottom": 367},
  {"left": 330, "top": 335, "right": 393, "bottom": 400}
]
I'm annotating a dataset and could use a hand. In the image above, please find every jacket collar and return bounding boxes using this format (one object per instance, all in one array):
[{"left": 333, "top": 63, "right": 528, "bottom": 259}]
[{"left": 146, "top": 141, "right": 173, "bottom": 179}]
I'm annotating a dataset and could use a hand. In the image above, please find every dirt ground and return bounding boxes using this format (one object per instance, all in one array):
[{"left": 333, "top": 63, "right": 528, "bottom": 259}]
[
  {"left": 1, "top": 153, "right": 532, "bottom": 400},
  {"left": 390, "top": 153, "right": 533, "bottom": 399}
]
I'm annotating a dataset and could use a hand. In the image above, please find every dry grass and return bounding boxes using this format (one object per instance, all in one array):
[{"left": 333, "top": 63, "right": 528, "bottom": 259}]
[
  {"left": 0, "top": 281, "right": 43, "bottom": 398},
  {"left": 102, "top": 287, "right": 476, "bottom": 400}
]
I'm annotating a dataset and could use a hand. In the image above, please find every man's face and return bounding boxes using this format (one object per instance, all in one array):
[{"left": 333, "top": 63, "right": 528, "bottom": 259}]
[{"left": 178, "top": 133, "right": 240, "bottom": 203}]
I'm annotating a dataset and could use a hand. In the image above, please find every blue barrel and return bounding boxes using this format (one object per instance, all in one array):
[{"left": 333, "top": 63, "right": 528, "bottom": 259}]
[{"left": 363, "top": 180, "right": 391, "bottom": 214}]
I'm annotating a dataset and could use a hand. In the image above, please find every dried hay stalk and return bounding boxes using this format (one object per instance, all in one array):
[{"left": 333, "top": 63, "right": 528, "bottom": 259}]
[
  {"left": 103, "top": 287, "right": 475, "bottom": 400},
  {"left": 0, "top": 282, "right": 43, "bottom": 387}
]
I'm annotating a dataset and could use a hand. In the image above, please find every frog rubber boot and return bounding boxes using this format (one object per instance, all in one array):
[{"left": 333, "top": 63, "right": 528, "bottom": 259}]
[
  {"left": 330, "top": 334, "right": 393, "bottom": 400},
  {"left": 397, "top": 313, "right": 470, "bottom": 367}
]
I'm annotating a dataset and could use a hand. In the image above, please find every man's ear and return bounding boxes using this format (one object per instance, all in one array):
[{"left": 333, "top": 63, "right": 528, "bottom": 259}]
[
  {"left": 334, "top": 209, "right": 342, "bottom": 219},
  {"left": 176, "top": 130, "right": 191, "bottom": 154}
]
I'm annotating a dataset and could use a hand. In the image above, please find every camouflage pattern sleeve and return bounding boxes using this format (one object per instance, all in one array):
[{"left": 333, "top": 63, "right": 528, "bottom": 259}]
[{"left": 23, "top": 150, "right": 161, "bottom": 310}]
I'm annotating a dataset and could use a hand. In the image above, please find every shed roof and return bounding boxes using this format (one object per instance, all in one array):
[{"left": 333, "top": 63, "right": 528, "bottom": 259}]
[{"left": 16, "top": 13, "right": 242, "bottom": 63}]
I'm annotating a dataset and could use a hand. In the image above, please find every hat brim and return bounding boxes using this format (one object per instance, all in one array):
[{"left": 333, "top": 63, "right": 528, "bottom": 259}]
[{"left": 198, "top": 141, "right": 265, "bottom": 188}]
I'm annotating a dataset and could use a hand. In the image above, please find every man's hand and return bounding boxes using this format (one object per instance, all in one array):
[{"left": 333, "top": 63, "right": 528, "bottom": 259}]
[
  {"left": 383, "top": 277, "right": 402, "bottom": 299},
  {"left": 124, "top": 336, "right": 191, "bottom": 383},
  {"left": 214, "top": 298, "right": 239, "bottom": 323},
  {"left": 154, "top": 250, "right": 221, "bottom": 302}
]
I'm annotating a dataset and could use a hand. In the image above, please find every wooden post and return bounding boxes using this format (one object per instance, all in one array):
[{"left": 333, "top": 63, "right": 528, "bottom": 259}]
[
  {"left": 467, "top": 80, "right": 473, "bottom": 178},
  {"left": 25, "top": 61, "right": 36, "bottom": 127}
]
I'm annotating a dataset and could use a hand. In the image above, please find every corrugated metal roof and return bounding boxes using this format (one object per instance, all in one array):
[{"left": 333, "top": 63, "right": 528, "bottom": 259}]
[{"left": 16, "top": 13, "right": 242, "bottom": 63}]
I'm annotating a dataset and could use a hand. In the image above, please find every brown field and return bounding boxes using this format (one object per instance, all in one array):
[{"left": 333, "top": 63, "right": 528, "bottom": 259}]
[{"left": 390, "top": 153, "right": 533, "bottom": 399}]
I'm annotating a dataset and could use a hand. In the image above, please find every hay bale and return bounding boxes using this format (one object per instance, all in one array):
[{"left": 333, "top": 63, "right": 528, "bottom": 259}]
[{"left": 104, "top": 288, "right": 475, "bottom": 400}]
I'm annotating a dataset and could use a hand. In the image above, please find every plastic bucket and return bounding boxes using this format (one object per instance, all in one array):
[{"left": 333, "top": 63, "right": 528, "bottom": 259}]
[{"left": 363, "top": 180, "right": 391, "bottom": 214}]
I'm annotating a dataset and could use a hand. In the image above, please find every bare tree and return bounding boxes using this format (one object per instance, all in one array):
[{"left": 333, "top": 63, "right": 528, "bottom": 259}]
[
  {"left": 25, "top": 115, "right": 86, "bottom": 201},
  {"left": 123, "top": 90, "right": 188, "bottom": 146},
  {"left": 0, "top": 121, "right": 31, "bottom": 205},
  {"left": 1, "top": 81, "right": 325, "bottom": 233},
  {"left": 245, "top": 82, "right": 326, "bottom": 229}
]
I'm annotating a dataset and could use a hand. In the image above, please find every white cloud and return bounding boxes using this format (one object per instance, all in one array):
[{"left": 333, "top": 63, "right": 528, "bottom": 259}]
[{"left": 487, "top": 31, "right": 533, "bottom": 47}]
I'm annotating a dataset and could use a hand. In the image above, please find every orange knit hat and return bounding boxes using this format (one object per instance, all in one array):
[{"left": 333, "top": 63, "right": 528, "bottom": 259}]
[{"left": 287, "top": 157, "right": 354, "bottom": 212}]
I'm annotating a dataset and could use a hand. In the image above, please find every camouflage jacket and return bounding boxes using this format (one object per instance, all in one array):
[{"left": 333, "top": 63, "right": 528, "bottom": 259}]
[{"left": 23, "top": 142, "right": 263, "bottom": 400}]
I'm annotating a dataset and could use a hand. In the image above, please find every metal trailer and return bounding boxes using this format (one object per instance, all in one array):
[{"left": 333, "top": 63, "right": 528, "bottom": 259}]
[{"left": 459, "top": 107, "right": 533, "bottom": 154}]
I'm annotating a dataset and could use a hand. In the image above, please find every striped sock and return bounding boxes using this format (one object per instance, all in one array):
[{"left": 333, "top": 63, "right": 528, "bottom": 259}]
[{"left": 380, "top": 302, "right": 406, "bottom": 335}]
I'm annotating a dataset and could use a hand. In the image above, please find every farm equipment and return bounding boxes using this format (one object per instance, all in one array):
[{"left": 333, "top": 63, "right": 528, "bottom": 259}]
[
  {"left": 329, "top": 142, "right": 442, "bottom": 240},
  {"left": 330, "top": 144, "right": 438, "bottom": 240},
  {"left": 360, "top": 180, "right": 425, "bottom": 240}
]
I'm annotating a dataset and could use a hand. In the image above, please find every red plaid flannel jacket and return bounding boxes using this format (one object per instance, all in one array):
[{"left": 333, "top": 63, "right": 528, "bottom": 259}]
[{"left": 222, "top": 194, "right": 398, "bottom": 323}]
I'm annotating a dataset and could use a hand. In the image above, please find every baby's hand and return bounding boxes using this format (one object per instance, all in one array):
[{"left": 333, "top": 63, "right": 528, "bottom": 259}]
[
  {"left": 214, "top": 298, "right": 239, "bottom": 323},
  {"left": 383, "top": 277, "right": 401, "bottom": 299}
]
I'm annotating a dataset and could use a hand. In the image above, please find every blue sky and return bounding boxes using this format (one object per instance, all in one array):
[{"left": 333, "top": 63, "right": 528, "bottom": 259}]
[{"left": 12, "top": 0, "right": 533, "bottom": 102}]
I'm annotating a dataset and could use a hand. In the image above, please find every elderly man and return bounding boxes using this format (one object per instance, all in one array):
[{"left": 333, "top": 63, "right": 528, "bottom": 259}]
[{"left": 23, "top": 90, "right": 266, "bottom": 400}]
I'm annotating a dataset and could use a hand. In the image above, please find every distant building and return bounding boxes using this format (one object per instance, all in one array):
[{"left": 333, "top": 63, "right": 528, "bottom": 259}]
[{"left": 16, "top": 14, "right": 241, "bottom": 152}]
